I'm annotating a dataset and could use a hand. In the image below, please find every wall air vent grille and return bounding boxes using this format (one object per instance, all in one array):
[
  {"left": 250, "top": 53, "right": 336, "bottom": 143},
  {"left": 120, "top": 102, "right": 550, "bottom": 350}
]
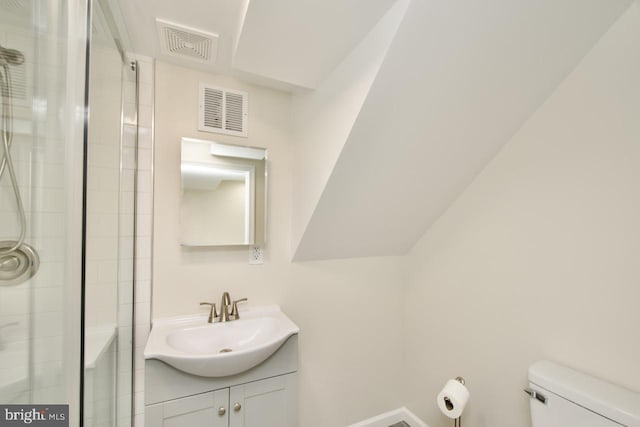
[
  {"left": 156, "top": 19, "right": 218, "bottom": 64},
  {"left": 198, "top": 84, "right": 248, "bottom": 137}
]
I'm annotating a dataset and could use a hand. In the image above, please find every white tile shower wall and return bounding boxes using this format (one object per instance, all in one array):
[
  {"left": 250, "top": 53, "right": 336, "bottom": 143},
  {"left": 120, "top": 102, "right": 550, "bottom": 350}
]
[
  {"left": 84, "top": 42, "right": 124, "bottom": 427},
  {"left": 117, "top": 54, "right": 154, "bottom": 427},
  {"left": 86, "top": 43, "right": 122, "bottom": 329}
]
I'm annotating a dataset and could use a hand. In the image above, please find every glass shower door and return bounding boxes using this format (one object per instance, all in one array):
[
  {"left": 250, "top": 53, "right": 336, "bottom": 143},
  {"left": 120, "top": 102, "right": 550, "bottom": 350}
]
[
  {"left": 0, "top": 0, "right": 90, "bottom": 425},
  {"left": 84, "top": 1, "right": 136, "bottom": 426},
  {"left": 83, "top": 6, "right": 124, "bottom": 427}
]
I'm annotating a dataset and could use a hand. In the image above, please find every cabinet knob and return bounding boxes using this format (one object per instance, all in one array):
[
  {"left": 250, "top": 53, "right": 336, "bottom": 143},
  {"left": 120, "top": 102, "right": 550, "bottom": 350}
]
[
  {"left": 218, "top": 407, "right": 226, "bottom": 416},
  {"left": 233, "top": 402, "right": 242, "bottom": 412}
]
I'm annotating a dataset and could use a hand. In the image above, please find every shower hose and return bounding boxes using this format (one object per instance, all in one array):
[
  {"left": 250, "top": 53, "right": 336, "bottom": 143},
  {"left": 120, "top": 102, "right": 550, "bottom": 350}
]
[{"left": 0, "top": 61, "right": 28, "bottom": 256}]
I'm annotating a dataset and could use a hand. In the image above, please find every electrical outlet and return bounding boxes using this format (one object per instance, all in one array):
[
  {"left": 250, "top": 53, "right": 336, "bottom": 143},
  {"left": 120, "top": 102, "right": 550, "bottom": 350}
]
[{"left": 249, "top": 245, "right": 263, "bottom": 265}]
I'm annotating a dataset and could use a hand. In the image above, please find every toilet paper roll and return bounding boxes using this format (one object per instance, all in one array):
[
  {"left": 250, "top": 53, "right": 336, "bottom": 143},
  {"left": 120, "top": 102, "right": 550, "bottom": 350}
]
[{"left": 437, "top": 379, "right": 470, "bottom": 419}]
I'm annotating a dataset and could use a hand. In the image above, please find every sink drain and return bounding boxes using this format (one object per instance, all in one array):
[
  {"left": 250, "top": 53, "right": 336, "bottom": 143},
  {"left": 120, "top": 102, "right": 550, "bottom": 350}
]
[{"left": 219, "top": 348, "right": 233, "bottom": 353}]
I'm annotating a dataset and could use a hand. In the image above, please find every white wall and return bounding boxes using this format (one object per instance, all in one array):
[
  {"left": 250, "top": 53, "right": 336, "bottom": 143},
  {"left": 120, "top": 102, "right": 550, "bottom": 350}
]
[
  {"left": 153, "top": 60, "right": 406, "bottom": 427},
  {"left": 402, "top": 4, "right": 640, "bottom": 427}
]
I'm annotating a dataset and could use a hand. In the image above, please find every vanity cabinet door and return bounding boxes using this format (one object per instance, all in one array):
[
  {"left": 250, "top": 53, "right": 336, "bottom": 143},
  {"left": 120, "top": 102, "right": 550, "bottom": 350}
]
[
  {"left": 145, "top": 388, "right": 229, "bottom": 427},
  {"left": 229, "top": 373, "right": 297, "bottom": 427}
]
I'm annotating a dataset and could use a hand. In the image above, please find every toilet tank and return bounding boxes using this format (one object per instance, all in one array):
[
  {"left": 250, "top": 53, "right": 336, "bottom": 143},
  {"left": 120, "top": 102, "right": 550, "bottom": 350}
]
[{"left": 527, "top": 361, "right": 640, "bottom": 427}]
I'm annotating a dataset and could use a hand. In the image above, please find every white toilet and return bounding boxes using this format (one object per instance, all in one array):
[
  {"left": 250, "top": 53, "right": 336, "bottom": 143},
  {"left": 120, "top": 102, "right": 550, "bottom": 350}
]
[{"left": 527, "top": 361, "right": 640, "bottom": 427}]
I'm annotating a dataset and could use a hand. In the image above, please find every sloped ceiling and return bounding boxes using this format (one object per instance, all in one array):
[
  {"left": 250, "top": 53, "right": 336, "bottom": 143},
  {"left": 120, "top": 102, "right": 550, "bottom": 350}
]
[
  {"left": 113, "top": 0, "right": 632, "bottom": 261},
  {"left": 115, "top": 0, "right": 397, "bottom": 90},
  {"left": 233, "top": 0, "right": 398, "bottom": 89},
  {"left": 292, "top": 0, "right": 632, "bottom": 260}
]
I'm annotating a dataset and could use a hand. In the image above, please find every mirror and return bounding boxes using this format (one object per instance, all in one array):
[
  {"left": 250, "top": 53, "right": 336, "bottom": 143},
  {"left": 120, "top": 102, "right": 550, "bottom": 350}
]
[{"left": 180, "top": 138, "right": 267, "bottom": 246}]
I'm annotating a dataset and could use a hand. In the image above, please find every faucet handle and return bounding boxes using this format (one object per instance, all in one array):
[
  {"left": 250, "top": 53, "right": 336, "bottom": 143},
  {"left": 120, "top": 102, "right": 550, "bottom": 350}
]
[
  {"left": 230, "top": 298, "right": 248, "bottom": 320},
  {"left": 199, "top": 302, "right": 218, "bottom": 323}
]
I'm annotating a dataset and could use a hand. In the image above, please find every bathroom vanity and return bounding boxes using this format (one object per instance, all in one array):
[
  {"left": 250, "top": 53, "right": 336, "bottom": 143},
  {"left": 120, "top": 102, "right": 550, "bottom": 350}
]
[
  {"left": 145, "top": 370, "right": 297, "bottom": 427},
  {"left": 144, "top": 306, "right": 299, "bottom": 427}
]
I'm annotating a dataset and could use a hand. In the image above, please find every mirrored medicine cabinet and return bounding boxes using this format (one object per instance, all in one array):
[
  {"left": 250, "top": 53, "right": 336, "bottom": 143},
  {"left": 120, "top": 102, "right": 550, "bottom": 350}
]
[{"left": 180, "top": 137, "right": 267, "bottom": 246}]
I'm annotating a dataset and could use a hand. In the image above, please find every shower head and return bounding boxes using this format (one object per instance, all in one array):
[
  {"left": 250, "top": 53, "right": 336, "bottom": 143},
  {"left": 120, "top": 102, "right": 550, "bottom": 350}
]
[{"left": 0, "top": 46, "right": 25, "bottom": 66}]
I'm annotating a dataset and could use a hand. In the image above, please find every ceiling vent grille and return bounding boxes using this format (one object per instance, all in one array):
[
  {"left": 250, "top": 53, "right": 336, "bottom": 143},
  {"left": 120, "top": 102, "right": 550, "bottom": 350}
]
[
  {"left": 156, "top": 19, "right": 218, "bottom": 64},
  {"left": 198, "top": 84, "right": 248, "bottom": 137}
]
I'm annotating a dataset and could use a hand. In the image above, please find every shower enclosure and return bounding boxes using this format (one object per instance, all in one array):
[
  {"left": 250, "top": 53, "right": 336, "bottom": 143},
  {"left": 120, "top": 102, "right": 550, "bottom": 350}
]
[{"left": 0, "top": 1, "right": 137, "bottom": 426}]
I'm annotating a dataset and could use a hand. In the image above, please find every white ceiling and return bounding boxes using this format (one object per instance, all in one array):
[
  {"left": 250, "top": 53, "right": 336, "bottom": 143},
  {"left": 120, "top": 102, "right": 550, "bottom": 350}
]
[
  {"left": 233, "top": 0, "right": 398, "bottom": 89},
  {"left": 116, "top": 0, "right": 249, "bottom": 75},
  {"left": 115, "top": 0, "right": 397, "bottom": 90}
]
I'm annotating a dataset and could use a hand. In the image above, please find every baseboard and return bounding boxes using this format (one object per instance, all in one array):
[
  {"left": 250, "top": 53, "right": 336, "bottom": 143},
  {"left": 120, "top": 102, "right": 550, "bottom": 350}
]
[{"left": 347, "top": 407, "right": 429, "bottom": 427}]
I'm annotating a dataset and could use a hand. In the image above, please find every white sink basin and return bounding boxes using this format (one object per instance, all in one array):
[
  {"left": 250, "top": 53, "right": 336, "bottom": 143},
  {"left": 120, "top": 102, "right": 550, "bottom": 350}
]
[{"left": 144, "top": 305, "right": 299, "bottom": 377}]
